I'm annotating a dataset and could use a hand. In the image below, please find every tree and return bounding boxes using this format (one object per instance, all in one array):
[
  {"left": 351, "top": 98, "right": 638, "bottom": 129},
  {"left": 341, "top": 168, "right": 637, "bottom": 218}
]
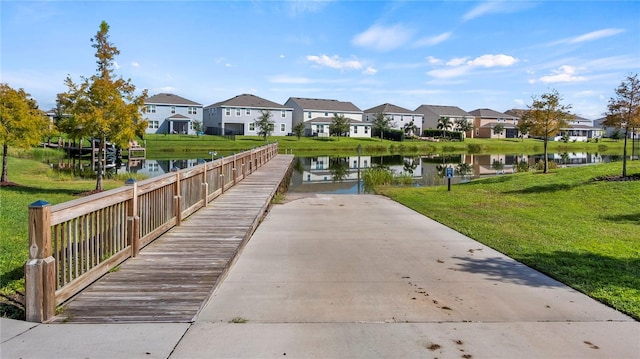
[
  {"left": 57, "top": 21, "right": 148, "bottom": 191},
  {"left": 454, "top": 118, "right": 472, "bottom": 140},
  {"left": 254, "top": 110, "right": 274, "bottom": 140},
  {"left": 521, "top": 89, "right": 572, "bottom": 173},
  {"left": 191, "top": 119, "right": 203, "bottom": 136},
  {"left": 603, "top": 74, "right": 640, "bottom": 178},
  {"left": 0, "top": 84, "right": 49, "bottom": 183},
  {"left": 516, "top": 118, "right": 530, "bottom": 142},
  {"left": 372, "top": 112, "right": 392, "bottom": 141},
  {"left": 329, "top": 114, "right": 350, "bottom": 138},
  {"left": 403, "top": 120, "right": 418, "bottom": 138},
  {"left": 292, "top": 122, "right": 305, "bottom": 140},
  {"left": 437, "top": 116, "right": 452, "bottom": 139},
  {"left": 493, "top": 123, "right": 505, "bottom": 137}
]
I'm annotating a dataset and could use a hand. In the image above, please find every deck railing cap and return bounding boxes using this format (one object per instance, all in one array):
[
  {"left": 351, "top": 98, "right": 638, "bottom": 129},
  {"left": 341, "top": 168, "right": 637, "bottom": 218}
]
[{"left": 29, "top": 200, "right": 50, "bottom": 208}]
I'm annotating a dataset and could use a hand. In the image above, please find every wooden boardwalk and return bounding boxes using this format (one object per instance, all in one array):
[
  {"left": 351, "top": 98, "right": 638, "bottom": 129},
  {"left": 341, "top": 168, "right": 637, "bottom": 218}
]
[{"left": 54, "top": 155, "right": 294, "bottom": 323}]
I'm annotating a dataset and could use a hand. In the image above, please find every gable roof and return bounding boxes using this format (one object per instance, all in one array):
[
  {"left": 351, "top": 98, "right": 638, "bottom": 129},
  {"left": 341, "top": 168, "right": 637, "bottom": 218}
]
[
  {"left": 415, "top": 105, "right": 472, "bottom": 117},
  {"left": 286, "top": 97, "right": 361, "bottom": 112},
  {"left": 363, "top": 103, "right": 419, "bottom": 115},
  {"left": 206, "top": 94, "right": 289, "bottom": 110},
  {"left": 469, "top": 108, "right": 519, "bottom": 120},
  {"left": 146, "top": 93, "right": 202, "bottom": 106},
  {"left": 504, "top": 109, "right": 526, "bottom": 118}
]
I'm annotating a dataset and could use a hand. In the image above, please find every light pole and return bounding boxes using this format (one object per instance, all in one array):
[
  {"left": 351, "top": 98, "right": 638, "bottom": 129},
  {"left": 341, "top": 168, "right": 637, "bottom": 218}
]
[{"left": 208, "top": 151, "right": 217, "bottom": 161}]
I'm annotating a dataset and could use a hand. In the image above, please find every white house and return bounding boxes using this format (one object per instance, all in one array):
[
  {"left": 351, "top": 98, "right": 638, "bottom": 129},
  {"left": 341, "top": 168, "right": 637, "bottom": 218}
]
[
  {"left": 143, "top": 93, "right": 203, "bottom": 135},
  {"left": 553, "top": 115, "right": 604, "bottom": 142},
  {"left": 362, "top": 103, "right": 423, "bottom": 136},
  {"left": 284, "top": 97, "right": 370, "bottom": 138},
  {"left": 203, "top": 94, "right": 293, "bottom": 136}
]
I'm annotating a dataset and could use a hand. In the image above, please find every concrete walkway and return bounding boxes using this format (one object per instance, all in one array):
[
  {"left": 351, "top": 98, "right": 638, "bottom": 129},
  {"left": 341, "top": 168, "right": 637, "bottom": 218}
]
[{"left": 2, "top": 194, "right": 638, "bottom": 358}]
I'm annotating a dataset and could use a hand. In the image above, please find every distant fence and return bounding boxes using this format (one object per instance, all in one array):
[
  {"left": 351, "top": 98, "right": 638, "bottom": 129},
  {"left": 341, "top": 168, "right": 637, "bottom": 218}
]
[{"left": 25, "top": 143, "right": 279, "bottom": 322}]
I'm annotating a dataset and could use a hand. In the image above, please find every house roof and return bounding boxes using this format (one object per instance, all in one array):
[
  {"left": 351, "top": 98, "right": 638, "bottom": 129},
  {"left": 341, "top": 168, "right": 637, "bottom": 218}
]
[
  {"left": 167, "top": 114, "right": 190, "bottom": 119},
  {"left": 205, "top": 94, "right": 290, "bottom": 110},
  {"left": 146, "top": 93, "right": 202, "bottom": 106},
  {"left": 504, "top": 109, "right": 526, "bottom": 118},
  {"left": 415, "top": 105, "right": 472, "bottom": 117},
  {"left": 287, "top": 97, "right": 362, "bottom": 112},
  {"left": 469, "top": 108, "right": 519, "bottom": 120},
  {"left": 363, "top": 103, "right": 419, "bottom": 115}
]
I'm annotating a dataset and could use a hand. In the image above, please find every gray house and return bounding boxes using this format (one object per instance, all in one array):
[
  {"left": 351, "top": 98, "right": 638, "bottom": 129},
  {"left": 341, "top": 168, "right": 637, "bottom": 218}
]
[
  {"left": 363, "top": 103, "right": 423, "bottom": 136},
  {"left": 284, "top": 97, "right": 369, "bottom": 137},
  {"left": 143, "top": 93, "right": 203, "bottom": 135},
  {"left": 203, "top": 94, "right": 293, "bottom": 136},
  {"left": 415, "top": 105, "right": 474, "bottom": 138}
]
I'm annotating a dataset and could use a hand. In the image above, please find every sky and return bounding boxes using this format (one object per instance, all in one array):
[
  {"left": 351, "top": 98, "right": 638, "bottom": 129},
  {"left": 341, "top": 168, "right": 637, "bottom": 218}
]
[{"left": 2, "top": 0, "right": 639, "bottom": 119}]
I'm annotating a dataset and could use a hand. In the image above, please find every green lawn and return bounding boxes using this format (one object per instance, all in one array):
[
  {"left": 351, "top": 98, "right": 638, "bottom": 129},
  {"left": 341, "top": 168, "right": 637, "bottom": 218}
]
[
  {"left": 143, "top": 134, "right": 628, "bottom": 158},
  {"left": 378, "top": 161, "right": 640, "bottom": 320}
]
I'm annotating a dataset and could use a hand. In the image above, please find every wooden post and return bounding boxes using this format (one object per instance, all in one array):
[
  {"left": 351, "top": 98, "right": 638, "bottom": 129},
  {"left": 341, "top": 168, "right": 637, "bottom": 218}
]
[
  {"left": 25, "top": 200, "right": 56, "bottom": 323},
  {"left": 202, "top": 162, "right": 209, "bottom": 206},
  {"left": 172, "top": 167, "right": 182, "bottom": 226},
  {"left": 220, "top": 174, "right": 225, "bottom": 193},
  {"left": 126, "top": 179, "right": 140, "bottom": 257}
]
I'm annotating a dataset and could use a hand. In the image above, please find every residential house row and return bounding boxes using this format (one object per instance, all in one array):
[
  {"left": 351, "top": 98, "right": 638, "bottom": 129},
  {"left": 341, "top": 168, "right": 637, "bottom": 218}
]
[{"left": 142, "top": 93, "right": 607, "bottom": 141}]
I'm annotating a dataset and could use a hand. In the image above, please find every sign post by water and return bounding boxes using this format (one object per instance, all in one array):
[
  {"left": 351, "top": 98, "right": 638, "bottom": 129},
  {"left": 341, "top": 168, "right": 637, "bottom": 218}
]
[{"left": 446, "top": 166, "right": 454, "bottom": 192}]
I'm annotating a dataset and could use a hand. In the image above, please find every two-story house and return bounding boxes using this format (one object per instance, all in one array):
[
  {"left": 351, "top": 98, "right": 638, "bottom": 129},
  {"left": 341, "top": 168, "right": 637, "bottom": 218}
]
[
  {"left": 284, "top": 97, "right": 370, "bottom": 138},
  {"left": 144, "top": 93, "right": 203, "bottom": 135},
  {"left": 362, "top": 103, "right": 423, "bottom": 136},
  {"left": 469, "top": 108, "right": 520, "bottom": 139},
  {"left": 203, "top": 94, "right": 293, "bottom": 136},
  {"left": 554, "top": 115, "right": 603, "bottom": 142},
  {"left": 415, "top": 105, "right": 475, "bottom": 138}
]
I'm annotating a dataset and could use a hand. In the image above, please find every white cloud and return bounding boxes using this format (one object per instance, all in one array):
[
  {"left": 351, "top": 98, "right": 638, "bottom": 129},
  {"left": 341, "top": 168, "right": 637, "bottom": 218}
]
[
  {"left": 280, "top": 54, "right": 285, "bottom": 58},
  {"left": 463, "top": 1, "right": 536, "bottom": 21},
  {"left": 352, "top": 24, "right": 413, "bottom": 51},
  {"left": 532, "top": 65, "right": 586, "bottom": 83},
  {"left": 428, "top": 54, "right": 518, "bottom": 79},
  {"left": 414, "top": 32, "right": 452, "bottom": 47},
  {"left": 568, "top": 28, "right": 625, "bottom": 44},
  {"left": 306, "top": 54, "right": 363, "bottom": 70},
  {"left": 426, "top": 56, "right": 441, "bottom": 65},
  {"left": 286, "top": 0, "right": 332, "bottom": 17},
  {"left": 131, "top": 62, "right": 140, "bottom": 68},
  {"left": 446, "top": 57, "right": 468, "bottom": 67},
  {"left": 363, "top": 66, "right": 377, "bottom": 75},
  {"left": 467, "top": 54, "right": 518, "bottom": 67},
  {"left": 113, "top": 61, "right": 120, "bottom": 69}
]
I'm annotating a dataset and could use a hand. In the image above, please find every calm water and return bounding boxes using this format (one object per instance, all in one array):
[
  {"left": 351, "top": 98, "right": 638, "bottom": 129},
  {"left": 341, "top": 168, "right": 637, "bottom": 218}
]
[{"left": 50, "top": 152, "right": 622, "bottom": 194}]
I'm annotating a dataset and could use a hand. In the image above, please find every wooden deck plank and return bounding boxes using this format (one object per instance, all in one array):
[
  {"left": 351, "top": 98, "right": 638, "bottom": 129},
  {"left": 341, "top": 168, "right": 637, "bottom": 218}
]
[{"left": 54, "top": 155, "right": 293, "bottom": 323}]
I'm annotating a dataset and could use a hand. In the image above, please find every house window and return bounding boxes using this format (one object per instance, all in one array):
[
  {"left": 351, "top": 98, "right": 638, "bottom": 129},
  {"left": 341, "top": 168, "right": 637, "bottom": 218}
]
[
  {"left": 307, "top": 112, "right": 312, "bottom": 119},
  {"left": 246, "top": 108, "right": 251, "bottom": 115},
  {"left": 280, "top": 123, "right": 286, "bottom": 132},
  {"left": 145, "top": 105, "right": 156, "bottom": 113},
  {"left": 364, "top": 126, "right": 369, "bottom": 134},
  {"left": 235, "top": 108, "right": 241, "bottom": 116},
  {"left": 188, "top": 107, "right": 197, "bottom": 115},
  {"left": 148, "top": 120, "right": 159, "bottom": 129},
  {"left": 324, "top": 112, "right": 328, "bottom": 116},
  {"left": 400, "top": 115, "right": 404, "bottom": 122},
  {"left": 354, "top": 126, "right": 358, "bottom": 134},
  {"left": 249, "top": 123, "right": 255, "bottom": 131},
  {"left": 281, "top": 110, "right": 286, "bottom": 118},
  {"left": 170, "top": 106, "right": 176, "bottom": 114},
  {"left": 225, "top": 108, "right": 231, "bottom": 116}
]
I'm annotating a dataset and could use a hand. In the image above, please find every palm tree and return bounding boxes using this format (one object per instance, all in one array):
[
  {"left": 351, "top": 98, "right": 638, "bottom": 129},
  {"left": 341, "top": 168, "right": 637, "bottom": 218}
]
[
  {"left": 437, "top": 117, "right": 452, "bottom": 139},
  {"left": 454, "top": 118, "right": 472, "bottom": 141}
]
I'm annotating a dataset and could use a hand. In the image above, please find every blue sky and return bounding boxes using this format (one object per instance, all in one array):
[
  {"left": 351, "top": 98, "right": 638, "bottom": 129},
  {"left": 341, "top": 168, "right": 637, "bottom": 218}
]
[{"left": 2, "top": 1, "right": 639, "bottom": 119}]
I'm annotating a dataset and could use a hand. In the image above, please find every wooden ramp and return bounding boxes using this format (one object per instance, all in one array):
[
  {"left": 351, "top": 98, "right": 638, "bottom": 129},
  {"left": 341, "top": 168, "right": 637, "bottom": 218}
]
[{"left": 54, "top": 155, "right": 294, "bottom": 323}]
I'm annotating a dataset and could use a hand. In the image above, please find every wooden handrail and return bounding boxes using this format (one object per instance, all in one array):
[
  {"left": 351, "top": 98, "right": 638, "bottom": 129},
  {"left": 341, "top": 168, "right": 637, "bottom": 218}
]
[{"left": 25, "top": 143, "right": 279, "bottom": 322}]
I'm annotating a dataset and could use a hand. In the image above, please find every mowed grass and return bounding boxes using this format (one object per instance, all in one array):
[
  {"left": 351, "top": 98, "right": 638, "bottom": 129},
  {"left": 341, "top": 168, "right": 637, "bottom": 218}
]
[
  {"left": 378, "top": 161, "right": 640, "bottom": 320},
  {"left": 0, "top": 156, "right": 122, "bottom": 298}
]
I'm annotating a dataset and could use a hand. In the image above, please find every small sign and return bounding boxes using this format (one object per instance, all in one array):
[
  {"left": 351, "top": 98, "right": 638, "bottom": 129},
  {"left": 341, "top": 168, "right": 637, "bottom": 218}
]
[{"left": 446, "top": 167, "right": 454, "bottom": 178}]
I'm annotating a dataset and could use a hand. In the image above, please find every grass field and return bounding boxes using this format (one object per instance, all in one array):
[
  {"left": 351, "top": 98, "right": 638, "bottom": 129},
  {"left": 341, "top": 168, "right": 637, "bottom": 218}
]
[{"left": 378, "top": 160, "right": 640, "bottom": 320}]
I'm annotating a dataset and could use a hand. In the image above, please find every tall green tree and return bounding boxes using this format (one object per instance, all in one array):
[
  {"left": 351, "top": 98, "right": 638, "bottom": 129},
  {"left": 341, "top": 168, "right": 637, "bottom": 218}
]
[
  {"left": 329, "top": 114, "right": 350, "bottom": 138},
  {"left": 437, "top": 116, "right": 453, "bottom": 139},
  {"left": 254, "top": 110, "right": 274, "bottom": 140},
  {"left": 372, "top": 112, "right": 392, "bottom": 141},
  {"left": 0, "top": 84, "right": 49, "bottom": 183},
  {"left": 516, "top": 118, "right": 530, "bottom": 142},
  {"left": 291, "top": 122, "right": 306, "bottom": 140},
  {"left": 493, "top": 123, "right": 505, "bottom": 137},
  {"left": 603, "top": 74, "right": 640, "bottom": 178},
  {"left": 454, "top": 118, "right": 472, "bottom": 140},
  {"left": 57, "top": 21, "right": 148, "bottom": 191},
  {"left": 521, "top": 89, "right": 572, "bottom": 173}
]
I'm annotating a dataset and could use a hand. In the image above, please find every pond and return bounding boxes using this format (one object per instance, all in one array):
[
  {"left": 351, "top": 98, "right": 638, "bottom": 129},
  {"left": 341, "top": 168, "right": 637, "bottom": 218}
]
[{"left": 49, "top": 152, "right": 621, "bottom": 194}]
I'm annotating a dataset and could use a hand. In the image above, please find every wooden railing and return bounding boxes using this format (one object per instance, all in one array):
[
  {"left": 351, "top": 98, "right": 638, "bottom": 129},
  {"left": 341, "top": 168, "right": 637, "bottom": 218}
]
[{"left": 25, "top": 143, "right": 279, "bottom": 322}]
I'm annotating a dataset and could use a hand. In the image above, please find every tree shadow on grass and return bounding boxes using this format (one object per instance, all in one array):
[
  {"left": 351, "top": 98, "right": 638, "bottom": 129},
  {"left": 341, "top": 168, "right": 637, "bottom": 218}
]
[
  {"left": 503, "top": 182, "right": 575, "bottom": 194},
  {"left": 451, "top": 256, "right": 564, "bottom": 288},
  {"left": 0, "top": 184, "right": 82, "bottom": 197},
  {"left": 601, "top": 212, "right": 640, "bottom": 224}
]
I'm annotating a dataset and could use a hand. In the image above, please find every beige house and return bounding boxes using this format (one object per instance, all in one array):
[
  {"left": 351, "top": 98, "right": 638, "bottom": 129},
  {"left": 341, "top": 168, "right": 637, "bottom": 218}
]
[{"left": 470, "top": 108, "right": 520, "bottom": 139}]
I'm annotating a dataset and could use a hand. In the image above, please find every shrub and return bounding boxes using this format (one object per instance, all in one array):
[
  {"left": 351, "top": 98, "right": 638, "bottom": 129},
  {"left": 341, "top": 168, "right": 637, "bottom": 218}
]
[{"left": 467, "top": 144, "right": 482, "bottom": 154}]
